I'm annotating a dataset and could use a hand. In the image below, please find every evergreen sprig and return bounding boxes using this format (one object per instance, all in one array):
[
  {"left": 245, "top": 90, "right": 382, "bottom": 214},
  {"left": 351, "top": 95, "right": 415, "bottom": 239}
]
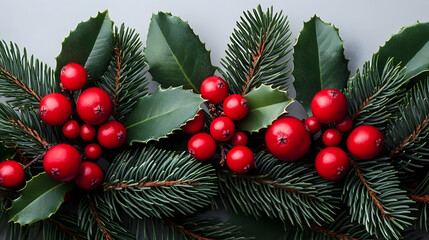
[
  {"left": 97, "top": 24, "right": 149, "bottom": 123},
  {"left": 220, "top": 5, "right": 292, "bottom": 94},
  {"left": 384, "top": 79, "right": 429, "bottom": 172},
  {"left": 409, "top": 172, "right": 429, "bottom": 233},
  {"left": 218, "top": 151, "right": 340, "bottom": 228},
  {"left": 343, "top": 157, "right": 416, "bottom": 239},
  {"left": 0, "top": 40, "right": 56, "bottom": 110},
  {"left": 99, "top": 146, "right": 218, "bottom": 219},
  {"left": 345, "top": 56, "right": 407, "bottom": 130}
]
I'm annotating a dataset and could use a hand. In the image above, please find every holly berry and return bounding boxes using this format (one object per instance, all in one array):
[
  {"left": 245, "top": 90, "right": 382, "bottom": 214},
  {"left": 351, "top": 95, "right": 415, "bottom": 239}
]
[
  {"left": 84, "top": 143, "right": 102, "bottom": 160},
  {"left": 226, "top": 146, "right": 255, "bottom": 173},
  {"left": 80, "top": 124, "right": 96, "bottom": 141},
  {"left": 335, "top": 116, "right": 353, "bottom": 133},
  {"left": 60, "top": 63, "right": 87, "bottom": 91},
  {"left": 265, "top": 116, "right": 310, "bottom": 161},
  {"left": 210, "top": 116, "right": 235, "bottom": 141},
  {"left": 322, "top": 129, "right": 342, "bottom": 147},
  {"left": 39, "top": 93, "right": 71, "bottom": 126},
  {"left": 76, "top": 87, "right": 112, "bottom": 125},
  {"left": 62, "top": 120, "right": 80, "bottom": 139},
  {"left": 315, "top": 147, "right": 349, "bottom": 181},
  {"left": 182, "top": 110, "right": 205, "bottom": 134},
  {"left": 223, "top": 94, "right": 249, "bottom": 120},
  {"left": 231, "top": 131, "right": 248, "bottom": 146},
  {"left": 188, "top": 133, "right": 216, "bottom": 161},
  {"left": 43, "top": 144, "right": 81, "bottom": 182},
  {"left": 97, "top": 121, "right": 127, "bottom": 149},
  {"left": 75, "top": 162, "right": 103, "bottom": 190},
  {"left": 311, "top": 88, "right": 347, "bottom": 124},
  {"left": 0, "top": 160, "right": 24, "bottom": 188},
  {"left": 200, "top": 76, "right": 229, "bottom": 104},
  {"left": 304, "top": 116, "right": 321, "bottom": 134},
  {"left": 347, "top": 125, "right": 384, "bottom": 160}
]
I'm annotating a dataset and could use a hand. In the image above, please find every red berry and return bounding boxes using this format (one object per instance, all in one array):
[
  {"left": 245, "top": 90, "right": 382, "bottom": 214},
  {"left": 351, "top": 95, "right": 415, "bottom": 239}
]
[
  {"left": 335, "top": 116, "right": 353, "bottom": 133},
  {"left": 226, "top": 146, "right": 255, "bottom": 173},
  {"left": 60, "top": 63, "right": 87, "bottom": 91},
  {"left": 43, "top": 144, "right": 81, "bottom": 182},
  {"left": 97, "top": 121, "right": 127, "bottom": 149},
  {"left": 76, "top": 87, "right": 112, "bottom": 125},
  {"left": 182, "top": 110, "right": 205, "bottom": 134},
  {"left": 80, "top": 124, "right": 96, "bottom": 141},
  {"left": 188, "top": 133, "right": 217, "bottom": 161},
  {"left": 315, "top": 147, "right": 349, "bottom": 181},
  {"left": 304, "top": 116, "right": 321, "bottom": 134},
  {"left": 322, "top": 129, "right": 342, "bottom": 147},
  {"left": 223, "top": 94, "right": 249, "bottom": 120},
  {"left": 347, "top": 125, "right": 384, "bottom": 160},
  {"left": 265, "top": 116, "right": 310, "bottom": 161},
  {"left": 84, "top": 143, "right": 102, "bottom": 160},
  {"left": 39, "top": 93, "right": 71, "bottom": 126},
  {"left": 200, "top": 76, "right": 229, "bottom": 104},
  {"left": 311, "top": 89, "right": 347, "bottom": 124},
  {"left": 62, "top": 120, "right": 80, "bottom": 139},
  {"left": 210, "top": 116, "right": 235, "bottom": 141},
  {"left": 0, "top": 160, "right": 24, "bottom": 188},
  {"left": 231, "top": 132, "right": 248, "bottom": 146},
  {"left": 75, "top": 162, "right": 103, "bottom": 190}
]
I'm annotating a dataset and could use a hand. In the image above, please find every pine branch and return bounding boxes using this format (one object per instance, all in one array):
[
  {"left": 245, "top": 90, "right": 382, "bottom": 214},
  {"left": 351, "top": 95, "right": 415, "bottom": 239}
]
[
  {"left": 220, "top": 5, "right": 292, "bottom": 94},
  {"left": 98, "top": 146, "right": 217, "bottom": 219},
  {"left": 385, "top": 79, "right": 429, "bottom": 172},
  {"left": 42, "top": 208, "right": 88, "bottom": 240},
  {"left": 0, "top": 40, "right": 57, "bottom": 110},
  {"left": 342, "top": 157, "right": 416, "bottom": 239},
  {"left": 97, "top": 24, "right": 149, "bottom": 123},
  {"left": 218, "top": 151, "right": 340, "bottom": 228},
  {"left": 345, "top": 56, "right": 407, "bottom": 130},
  {"left": 409, "top": 172, "right": 429, "bottom": 232}
]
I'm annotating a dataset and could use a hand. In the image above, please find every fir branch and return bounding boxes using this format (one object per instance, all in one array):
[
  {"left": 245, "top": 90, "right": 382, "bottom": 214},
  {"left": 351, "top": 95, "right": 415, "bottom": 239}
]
[
  {"left": 0, "top": 40, "right": 57, "bottom": 110},
  {"left": 218, "top": 151, "right": 340, "bottom": 228},
  {"left": 342, "top": 156, "right": 416, "bottom": 239},
  {"left": 164, "top": 219, "right": 215, "bottom": 240},
  {"left": 97, "top": 24, "right": 149, "bottom": 123},
  {"left": 220, "top": 5, "right": 292, "bottom": 94},
  {"left": 345, "top": 56, "right": 407, "bottom": 130},
  {"left": 410, "top": 172, "right": 429, "bottom": 232},
  {"left": 43, "top": 208, "right": 88, "bottom": 240}
]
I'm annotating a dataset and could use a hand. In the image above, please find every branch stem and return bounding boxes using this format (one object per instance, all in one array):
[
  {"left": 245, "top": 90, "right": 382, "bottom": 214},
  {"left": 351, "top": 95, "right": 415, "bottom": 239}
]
[{"left": 0, "top": 65, "right": 42, "bottom": 102}]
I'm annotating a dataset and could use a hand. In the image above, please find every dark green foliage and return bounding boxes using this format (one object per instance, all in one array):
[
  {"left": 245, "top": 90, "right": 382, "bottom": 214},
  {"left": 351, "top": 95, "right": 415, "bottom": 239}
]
[
  {"left": 99, "top": 146, "right": 218, "bottom": 219},
  {"left": 345, "top": 56, "right": 407, "bottom": 130},
  {"left": 97, "top": 24, "right": 149, "bottom": 124},
  {"left": 410, "top": 172, "right": 429, "bottom": 233},
  {"left": 343, "top": 157, "right": 416, "bottom": 239},
  {"left": 220, "top": 5, "right": 292, "bottom": 94},
  {"left": 42, "top": 209, "right": 88, "bottom": 240},
  {"left": 218, "top": 151, "right": 340, "bottom": 228}
]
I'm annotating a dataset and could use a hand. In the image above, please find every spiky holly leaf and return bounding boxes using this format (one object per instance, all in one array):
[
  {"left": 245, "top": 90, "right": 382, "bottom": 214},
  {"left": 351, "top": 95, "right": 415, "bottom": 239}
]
[
  {"left": 8, "top": 173, "right": 72, "bottom": 225},
  {"left": 55, "top": 11, "right": 114, "bottom": 86},
  {"left": 237, "top": 84, "right": 292, "bottom": 132},
  {"left": 293, "top": 16, "right": 349, "bottom": 113},
  {"left": 125, "top": 87, "right": 204, "bottom": 144},
  {"left": 145, "top": 12, "right": 215, "bottom": 93}
]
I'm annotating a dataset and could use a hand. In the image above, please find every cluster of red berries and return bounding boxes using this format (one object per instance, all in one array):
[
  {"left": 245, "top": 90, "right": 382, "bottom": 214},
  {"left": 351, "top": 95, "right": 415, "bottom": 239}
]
[
  {"left": 186, "top": 76, "right": 256, "bottom": 173},
  {"left": 38, "top": 63, "right": 126, "bottom": 190}
]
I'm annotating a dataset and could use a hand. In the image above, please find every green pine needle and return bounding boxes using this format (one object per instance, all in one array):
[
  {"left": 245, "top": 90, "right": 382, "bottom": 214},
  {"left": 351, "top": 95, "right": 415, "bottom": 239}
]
[{"left": 410, "top": 172, "right": 429, "bottom": 232}]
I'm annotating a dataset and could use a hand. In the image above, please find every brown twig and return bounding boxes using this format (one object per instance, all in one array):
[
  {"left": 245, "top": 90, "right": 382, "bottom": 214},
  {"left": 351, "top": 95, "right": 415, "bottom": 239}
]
[
  {"left": 349, "top": 158, "right": 393, "bottom": 220},
  {"left": 165, "top": 218, "right": 216, "bottom": 240},
  {"left": 112, "top": 47, "right": 123, "bottom": 119},
  {"left": 0, "top": 65, "right": 42, "bottom": 102},
  {"left": 10, "top": 118, "right": 48, "bottom": 146},
  {"left": 241, "top": 34, "right": 267, "bottom": 95},
  {"left": 310, "top": 224, "right": 358, "bottom": 240},
  {"left": 49, "top": 218, "right": 83, "bottom": 240},
  {"left": 88, "top": 199, "right": 113, "bottom": 240},
  {"left": 23, "top": 152, "right": 46, "bottom": 169},
  {"left": 104, "top": 180, "right": 199, "bottom": 191},
  {"left": 409, "top": 194, "right": 429, "bottom": 203}
]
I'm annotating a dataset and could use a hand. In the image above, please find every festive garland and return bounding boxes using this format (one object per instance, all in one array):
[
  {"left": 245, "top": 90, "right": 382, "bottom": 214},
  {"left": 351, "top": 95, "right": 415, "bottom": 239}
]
[{"left": 0, "top": 5, "right": 429, "bottom": 240}]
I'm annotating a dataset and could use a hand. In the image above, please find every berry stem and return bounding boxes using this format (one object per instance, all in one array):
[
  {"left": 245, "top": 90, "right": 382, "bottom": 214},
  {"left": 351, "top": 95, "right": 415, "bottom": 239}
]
[
  {"left": 219, "top": 144, "right": 229, "bottom": 166},
  {"left": 60, "top": 85, "right": 79, "bottom": 121},
  {"left": 23, "top": 152, "right": 45, "bottom": 169}
]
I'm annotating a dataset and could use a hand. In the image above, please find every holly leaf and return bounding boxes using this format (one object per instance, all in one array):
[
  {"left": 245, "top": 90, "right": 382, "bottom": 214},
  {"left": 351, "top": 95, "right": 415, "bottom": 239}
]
[
  {"left": 378, "top": 22, "right": 429, "bottom": 81},
  {"left": 125, "top": 87, "right": 204, "bottom": 144},
  {"left": 8, "top": 173, "right": 73, "bottom": 225},
  {"left": 293, "top": 16, "right": 349, "bottom": 114},
  {"left": 55, "top": 10, "right": 114, "bottom": 85},
  {"left": 237, "top": 85, "right": 293, "bottom": 132},
  {"left": 145, "top": 12, "right": 216, "bottom": 93}
]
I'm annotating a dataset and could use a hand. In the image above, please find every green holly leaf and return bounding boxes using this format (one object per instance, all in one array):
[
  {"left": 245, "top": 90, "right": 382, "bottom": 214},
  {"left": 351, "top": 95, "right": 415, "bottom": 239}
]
[
  {"left": 145, "top": 12, "right": 216, "bottom": 93},
  {"left": 8, "top": 173, "right": 73, "bottom": 225},
  {"left": 125, "top": 87, "right": 204, "bottom": 144},
  {"left": 55, "top": 10, "right": 114, "bottom": 85},
  {"left": 293, "top": 16, "right": 349, "bottom": 114},
  {"left": 237, "top": 85, "right": 293, "bottom": 132},
  {"left": 378, "top": 22, "right": 429, "bottom": 81}
]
